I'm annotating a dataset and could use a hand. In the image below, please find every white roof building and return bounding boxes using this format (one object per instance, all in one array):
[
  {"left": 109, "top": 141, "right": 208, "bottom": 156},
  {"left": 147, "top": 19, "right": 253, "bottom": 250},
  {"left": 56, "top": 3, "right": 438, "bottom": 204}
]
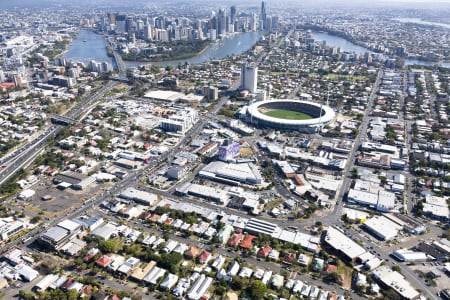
[
  {"left": 187, "top": 274, "right": 213, "bottom": 300},
  {"left": 91, "top": 223, "right": 117, "bottom": 240},
  {"left": 16, "top": 264, "right": 39, "bottom": 282},
  {"left": 107, "top": 255, "right": 125, "bottom": 272},
  {"left": 392, "top": 249, "right": 428, "bottom": 262},
  {"left": 34, "top": 274, "right": 59, "bottom": 292},
  {"left": 211, "top": 255, "right": 225, "bottom": 271},
  {"left": 119, "top": 187, "right": 158, "bottom": 206},
  {"left": 143, "top": 266, "right": 166, "bottom": 286},
  {"left": 227, "top": 261, "right": 240, "bottom": 276},
  {"left": 363, "top": 215, "right": 402, "bottom": 241},
  {"left": 199, "top": 161, "right": 263, "bottom": 185},
  {"left": 324, "top": 226, "right": 367, "bottom": 261},
  {"left": 372, "top": 266, "right": 420, "bottom": 300},
  {"left": 261, "top": 270, "right": 272, "bottom": 285},
  {"left": 162, "top": 240, "right": 179, "bottom": 253},
  {"left": 160, "top": 273, "right": 179, "bottom": 290},
  {"left": 238, "top": 267, "right": 253, "bottom": 278}
]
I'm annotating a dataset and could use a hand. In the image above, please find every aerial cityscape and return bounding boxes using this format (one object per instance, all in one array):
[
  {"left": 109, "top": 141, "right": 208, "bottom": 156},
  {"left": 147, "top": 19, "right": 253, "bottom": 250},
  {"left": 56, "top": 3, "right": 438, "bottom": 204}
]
[{"left": 0, "top": 0, "right": 449, "bottom": 300}]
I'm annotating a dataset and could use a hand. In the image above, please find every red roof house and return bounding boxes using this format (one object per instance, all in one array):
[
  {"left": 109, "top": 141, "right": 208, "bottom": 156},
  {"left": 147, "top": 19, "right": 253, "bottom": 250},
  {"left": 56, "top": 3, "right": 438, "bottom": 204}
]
[
  {"left": 283, "top": 253, "right": 296, "bottom": 265},
  {"left": 96, "top": 255, "right": 112, "bottom": 268},
  {"left": 149, "top": 214, "right": 161, "bottom": 222},
  {"left": 257, "top": 245, "right": 272, "bottom": 258},
  {"left": 197, "top": 250, "right": 211, "bottom": 264},
  {"left": 228, "top": 233, "right": 244, "bottom": 247},
  {"left": 184, "top": 246, "right": 199, "bottom": 259},
  {"left": 239, "top": 235, "right": 257, "bottom": 249}
]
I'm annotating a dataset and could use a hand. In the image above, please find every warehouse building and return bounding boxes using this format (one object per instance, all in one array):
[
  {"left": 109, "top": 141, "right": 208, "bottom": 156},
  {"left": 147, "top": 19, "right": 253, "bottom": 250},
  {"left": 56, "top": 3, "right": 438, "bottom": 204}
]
[
  {"left": 119, "top": 187, "right": 158, "bottom": 206},
  {"left": 392, "top": 249, "right": 428, "bottom": 262},
  {"left": 39, "top": 219, "right": 82, "bottom": 250},
  {"left": 372, "top": 266, "right": 420, "bottom": 300},
  {"left": 323, "top": 226, "right": 367, "bottom": 262},
  {"left": 362, "top": 215, "right": 402, "bottom": 241},
  {"left": 199, "top": 161, "right": 263, "bottom": 185}
]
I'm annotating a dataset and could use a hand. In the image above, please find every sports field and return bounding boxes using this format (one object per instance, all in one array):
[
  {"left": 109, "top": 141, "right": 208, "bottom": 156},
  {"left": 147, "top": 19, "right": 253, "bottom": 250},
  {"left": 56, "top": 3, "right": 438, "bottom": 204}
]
[{"left": 261, "top": 109, "right": 314, "bottom": 120}]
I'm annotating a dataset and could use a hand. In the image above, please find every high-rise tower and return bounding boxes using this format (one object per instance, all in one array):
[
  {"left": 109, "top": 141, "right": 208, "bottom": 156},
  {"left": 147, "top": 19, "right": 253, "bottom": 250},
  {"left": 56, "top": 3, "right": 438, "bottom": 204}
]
[
  {"left": 230, "top": 6, "right": 237, "bottom": 23},
  {"left": 260, "top": 1, "right": 267, "bottom": 30},
  {"left": 240, "top": 63, "right": 258, "bottom": 93},
  {"left": 218, "top": 8, "right": 227, "bottom": 36}
]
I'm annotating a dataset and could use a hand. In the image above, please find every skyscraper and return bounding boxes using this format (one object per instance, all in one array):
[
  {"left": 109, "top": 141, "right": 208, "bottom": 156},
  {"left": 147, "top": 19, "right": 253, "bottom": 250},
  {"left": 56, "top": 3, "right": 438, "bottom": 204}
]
[
  {"left": 230, "top": 6, "right": 237, "bottom": 23},
  {"left": 260, "top": 1, "right": 267, "bottom": 30},
  {"left": 240, "top": 63, "right": 258, "bottom": 93},
  {"left": 218, "top": 8, "right": 227, "bottom": 36},
  {"left": 115, "top": 14, "right": 126, "bottom": 34}
]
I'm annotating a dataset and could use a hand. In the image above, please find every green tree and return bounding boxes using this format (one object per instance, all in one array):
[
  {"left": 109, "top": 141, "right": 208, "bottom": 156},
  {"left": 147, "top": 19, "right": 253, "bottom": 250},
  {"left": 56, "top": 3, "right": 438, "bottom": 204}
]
[
  {"left": 19, "top": 290, "right": 35, "bottom": 300},
  {"left": 158, "top": 252, "right": 183, "bottom": 274},
  {"left": 98, "top": 238, "right": 123, "bottom": 253},
  {"left": 351, "top": 167, "right": 359, "bottom": 179},
  {"left": 248, "top": 280, "right": 267, "bottom": 299}
]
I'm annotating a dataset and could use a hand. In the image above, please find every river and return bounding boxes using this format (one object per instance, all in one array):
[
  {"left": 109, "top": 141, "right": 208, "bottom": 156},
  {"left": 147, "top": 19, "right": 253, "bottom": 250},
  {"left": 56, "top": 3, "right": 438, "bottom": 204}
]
[
  {"left": 63, "top": 29, "right": 112, "bottom": 64},
  {"left": 125, "top": 31, "right": 263, "bottom": 68},
  {"left": 66, "top": 29, "right": 450, "bottom": 70},
  {"left": 312, "top": 31, "right": 370, "bottom": 55},
  {"left": 394, "top": 18, "right": 450, "bottom": 30},
  {"left": 312, "top": 31, "right": 450, "bottom": 68}
]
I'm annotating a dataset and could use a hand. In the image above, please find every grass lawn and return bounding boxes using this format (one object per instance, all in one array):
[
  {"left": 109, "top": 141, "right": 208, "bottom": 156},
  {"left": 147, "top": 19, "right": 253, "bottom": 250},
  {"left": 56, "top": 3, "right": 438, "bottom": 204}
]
[
  {"left": 265, "top": 198, "right": 284, "bottom": 210},
  {"left": 262, "top": 109, "right": 314, "bottom": 120},
  {"left": 337, "top": 260, "right": 353, "bottom": 289}
]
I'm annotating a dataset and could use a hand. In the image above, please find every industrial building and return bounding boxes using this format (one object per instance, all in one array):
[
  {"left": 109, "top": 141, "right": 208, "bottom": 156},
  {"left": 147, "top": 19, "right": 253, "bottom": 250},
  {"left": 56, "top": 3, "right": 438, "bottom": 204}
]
[
  {"left": 199, "top": 161, "right": 263, "bottom": 185},
  {"left": 244, "top": 218, "right": 280, "bottom": 237},
  {"left": 178, "top": 183, "right": 229, "bottom": 204},
  {"left": 372, "top": 266, "right": 420, "bottom": 300},
  {"left": 39, "top": 219, "right": 82, "bottom": 250},
  {"left": 362, "top": 215, "right": 402, "bottom": 241},
  {"left": 392, "top": 249, "right": 428, "bottom": 262},
  {"left": 323, "top": 226, "right": 367, "bottom": 262},
  {"left": 53, "top": 170, "right": 95, "bottom": 190},
  {"left": 347, "top": 189, "right": 396, "bottom": 212},
  {"left": 119, "top": 187, "right": 158, "bottom": 206}
]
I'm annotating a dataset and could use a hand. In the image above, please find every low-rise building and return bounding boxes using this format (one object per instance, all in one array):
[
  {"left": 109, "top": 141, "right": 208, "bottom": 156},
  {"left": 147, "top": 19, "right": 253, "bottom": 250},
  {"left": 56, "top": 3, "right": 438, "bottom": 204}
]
[
  {"left": 372, "top": 266, "right": 420, "bottom": 300},
  {"left": 363, "top": 215, "right": 402, "bottom": 241},
  {"left": 323, "top": 226, "right": 366, "bottom": 262}
]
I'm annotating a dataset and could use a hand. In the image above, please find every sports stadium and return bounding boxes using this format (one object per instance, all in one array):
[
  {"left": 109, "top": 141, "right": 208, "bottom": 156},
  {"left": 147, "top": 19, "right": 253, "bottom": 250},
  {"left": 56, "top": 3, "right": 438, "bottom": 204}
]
[{"left": 245, "top": 99, "right": 335, "bottom": 133}]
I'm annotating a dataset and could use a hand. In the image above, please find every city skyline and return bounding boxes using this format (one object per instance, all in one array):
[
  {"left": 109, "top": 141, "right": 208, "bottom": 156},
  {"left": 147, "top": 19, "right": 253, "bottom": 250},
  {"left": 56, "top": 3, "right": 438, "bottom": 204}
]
[{"left": 3, "top": 0, "right": 450, "bottom": 9}]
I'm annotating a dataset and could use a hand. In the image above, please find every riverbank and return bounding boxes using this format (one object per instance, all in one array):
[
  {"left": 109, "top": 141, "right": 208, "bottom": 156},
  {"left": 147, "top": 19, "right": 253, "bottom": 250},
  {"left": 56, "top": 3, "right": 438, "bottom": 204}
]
[
  {"left": 125, "top": 31, "right": 263, "bottom": 68},
  {"left": 302, "top": 25, "right": 450, "bottom": 67},
  {"left": 121, "top": 39, "right": 212, "bottom": 63}
]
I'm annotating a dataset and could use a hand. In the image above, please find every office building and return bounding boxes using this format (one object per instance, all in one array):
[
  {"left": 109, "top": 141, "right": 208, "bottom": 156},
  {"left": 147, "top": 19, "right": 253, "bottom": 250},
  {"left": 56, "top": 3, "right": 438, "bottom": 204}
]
[
  {"left": 240, "top": 62, "right": 258, "bottom": 93},
  {"left": 260, "top": 1, "right": 267, "bottom": 30}
]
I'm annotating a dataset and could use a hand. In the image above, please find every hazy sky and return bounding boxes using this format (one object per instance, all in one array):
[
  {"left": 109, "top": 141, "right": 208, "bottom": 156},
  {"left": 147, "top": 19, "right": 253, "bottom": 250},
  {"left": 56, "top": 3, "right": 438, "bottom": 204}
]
[{"left": 3, "top": 0, "right": 450, "bottom": 9}]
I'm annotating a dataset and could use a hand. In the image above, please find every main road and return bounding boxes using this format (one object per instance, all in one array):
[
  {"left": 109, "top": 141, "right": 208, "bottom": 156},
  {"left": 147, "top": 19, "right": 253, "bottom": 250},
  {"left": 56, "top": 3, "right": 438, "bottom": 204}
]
[{"left": 329, "top": 69, "right": 384, "bottom": 223}]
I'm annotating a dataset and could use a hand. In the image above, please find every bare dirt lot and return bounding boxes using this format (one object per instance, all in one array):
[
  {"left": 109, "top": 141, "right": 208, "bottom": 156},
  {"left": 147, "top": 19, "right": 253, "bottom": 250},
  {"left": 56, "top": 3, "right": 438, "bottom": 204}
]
[{"left": 12, "top": 178, "right": 111, "bottom": 219}]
